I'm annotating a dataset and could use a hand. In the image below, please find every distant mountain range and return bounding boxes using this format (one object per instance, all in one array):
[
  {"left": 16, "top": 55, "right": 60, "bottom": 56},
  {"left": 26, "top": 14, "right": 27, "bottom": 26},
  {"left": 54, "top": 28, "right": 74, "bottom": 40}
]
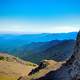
[
  {"left": 0, "top": 32, "right": 77, "bottom": 42},
  {"left": 0, "top": 32, "right": 77, "bottom": 63}
]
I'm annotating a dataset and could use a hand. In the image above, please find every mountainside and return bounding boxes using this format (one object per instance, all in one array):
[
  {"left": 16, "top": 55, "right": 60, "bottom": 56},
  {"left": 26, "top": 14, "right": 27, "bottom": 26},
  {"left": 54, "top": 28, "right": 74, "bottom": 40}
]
[
  {"left": 0, "top": 53, "right": 37, "bottom": 80},
  {"left": 21, "top": 40, "right": 75, "bottom": 64},
  {"left": 0, "top": 40, "right": 74, "bottom": 64},
  {"left": 9, "top": 40, "right": 60, "bottom": 58}
]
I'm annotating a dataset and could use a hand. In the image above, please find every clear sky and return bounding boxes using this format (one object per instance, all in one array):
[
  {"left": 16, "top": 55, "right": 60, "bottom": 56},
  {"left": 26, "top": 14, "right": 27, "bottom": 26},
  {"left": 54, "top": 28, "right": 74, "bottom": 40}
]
[{"left": 0, "top": 0, "right": 80, "bottom": 34}]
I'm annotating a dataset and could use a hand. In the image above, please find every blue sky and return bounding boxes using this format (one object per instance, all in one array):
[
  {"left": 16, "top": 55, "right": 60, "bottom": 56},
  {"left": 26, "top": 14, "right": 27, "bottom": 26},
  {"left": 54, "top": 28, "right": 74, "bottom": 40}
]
[{"left": 0, "top": 0, "right": 80, "bottom": 33}]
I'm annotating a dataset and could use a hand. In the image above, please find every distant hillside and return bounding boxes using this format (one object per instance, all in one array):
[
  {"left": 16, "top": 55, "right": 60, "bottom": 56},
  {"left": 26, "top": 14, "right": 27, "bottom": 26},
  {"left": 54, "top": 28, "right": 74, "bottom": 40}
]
[
  {"left": 0, "top": 32, "right": 77, "bottom": 64},
  {"left": 0, "top": 53, "right": 37, "bottom": 80},
  {"left": 0, "top": 39, "right": 75, "bottom": 64},
  {"left": 21, "top": 40, "right": 75, "bottom": 64}
]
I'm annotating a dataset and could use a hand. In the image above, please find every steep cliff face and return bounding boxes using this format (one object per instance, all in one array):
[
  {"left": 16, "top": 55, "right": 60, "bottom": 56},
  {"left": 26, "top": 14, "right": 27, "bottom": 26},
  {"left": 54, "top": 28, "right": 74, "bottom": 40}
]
[
  {"left": 52, "top": 31, "right": 80, "bottom": 80},
  {"left": 67, "top": 30, "right": 80, "bottom": 79}
]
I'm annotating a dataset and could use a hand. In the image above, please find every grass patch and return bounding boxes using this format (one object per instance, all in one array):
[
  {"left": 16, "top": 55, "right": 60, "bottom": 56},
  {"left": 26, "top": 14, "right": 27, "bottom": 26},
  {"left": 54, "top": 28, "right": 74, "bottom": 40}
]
[
  {"left": 0, "top": 56, "right": 5, "bottom": 60},
  {"left": 0, "top": 75, "right": 18, "bottom": 80},
  {"left": 26, "top": 61, "right": 37, "bottom": 67}
]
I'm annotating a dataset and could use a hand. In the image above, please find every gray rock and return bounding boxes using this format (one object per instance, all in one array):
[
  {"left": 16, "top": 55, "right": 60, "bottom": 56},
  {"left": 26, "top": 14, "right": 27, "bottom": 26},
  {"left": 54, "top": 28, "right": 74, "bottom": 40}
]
[{"left": 54, "top": 31, "right": 80, "bottom": 80}]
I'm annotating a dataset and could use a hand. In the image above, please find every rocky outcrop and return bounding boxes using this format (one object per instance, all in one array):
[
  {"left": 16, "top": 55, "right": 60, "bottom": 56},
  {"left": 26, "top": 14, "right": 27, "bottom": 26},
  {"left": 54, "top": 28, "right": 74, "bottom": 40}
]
[
  {"left": 28, "top": 60, "right": 63, "bottom": 76},
  {"left": 17, "top": 76, "right": 27, "bottom": 80},
  {"left": 28, "top": 60, "right": 49, "bottom": 75},
  {"left": 67, "top": 30, "right": 80, "bottom": 79}
]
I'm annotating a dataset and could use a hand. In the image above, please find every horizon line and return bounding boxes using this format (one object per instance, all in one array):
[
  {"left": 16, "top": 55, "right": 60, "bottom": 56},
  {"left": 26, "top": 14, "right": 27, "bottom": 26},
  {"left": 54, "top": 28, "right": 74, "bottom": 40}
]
[{"left": 0, "top": 31, "right": 78, "bottom": 35}]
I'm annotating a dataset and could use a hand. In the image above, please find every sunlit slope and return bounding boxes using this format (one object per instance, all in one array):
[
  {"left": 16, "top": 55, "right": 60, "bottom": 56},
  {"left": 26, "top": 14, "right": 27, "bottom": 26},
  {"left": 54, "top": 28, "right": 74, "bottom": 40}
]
[{"left": 0, "top": 53, "right": 37, "bottom": 80}]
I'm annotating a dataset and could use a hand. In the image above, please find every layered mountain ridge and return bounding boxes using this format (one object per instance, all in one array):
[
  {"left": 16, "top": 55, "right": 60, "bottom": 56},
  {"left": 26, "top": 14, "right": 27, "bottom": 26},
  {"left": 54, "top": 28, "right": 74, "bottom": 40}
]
[{"left": 0, "top": 32, "right": 77, "bottom": 63}]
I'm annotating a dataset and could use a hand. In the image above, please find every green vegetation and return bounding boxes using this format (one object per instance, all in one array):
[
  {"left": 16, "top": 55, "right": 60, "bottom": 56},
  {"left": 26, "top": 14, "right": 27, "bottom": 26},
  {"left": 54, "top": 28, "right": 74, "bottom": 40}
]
[
  {"left": 26, "top": 61, "right": 37, "bottom": 67},
  {"left": 0, "top": 56, "right": 5, "bottom": 60}
]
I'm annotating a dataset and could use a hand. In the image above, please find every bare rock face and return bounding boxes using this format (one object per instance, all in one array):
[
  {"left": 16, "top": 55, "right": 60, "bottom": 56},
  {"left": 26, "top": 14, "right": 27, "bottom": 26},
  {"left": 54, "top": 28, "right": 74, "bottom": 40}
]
[
  {"left": 68, "top": 30, "right": 80, "bottom": 79},
  {"left": 52, "top": 31, "right": 80, "bottom": 80},
  {"left": 54, "top": 31, "right": 80, "bottom": 80}
]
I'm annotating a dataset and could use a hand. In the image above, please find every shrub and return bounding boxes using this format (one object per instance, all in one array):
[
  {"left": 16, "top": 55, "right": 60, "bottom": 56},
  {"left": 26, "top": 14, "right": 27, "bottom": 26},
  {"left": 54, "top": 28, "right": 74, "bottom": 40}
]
[{"left": 0, "top": 56, "right": 5, "bottom": 60}]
